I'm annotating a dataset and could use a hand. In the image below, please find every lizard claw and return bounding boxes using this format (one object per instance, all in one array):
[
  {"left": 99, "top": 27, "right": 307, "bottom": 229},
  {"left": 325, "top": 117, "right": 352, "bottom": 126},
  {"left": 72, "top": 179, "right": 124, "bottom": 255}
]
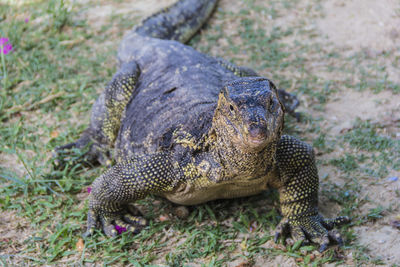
[
  {"left": 53, "top": 132, "right": 111, "bottom": 170},
  {"left": 83, "top": 209, "right": 99, "bottom": 238},
  {"left": 83, "top": 202, "right": 147, "bottom": 238},
  {"left": 274, "top": 214, "right": 350, "bottom": 251},
  {"left": 274, "top": 218, "right": 290, "bottom": 243}
]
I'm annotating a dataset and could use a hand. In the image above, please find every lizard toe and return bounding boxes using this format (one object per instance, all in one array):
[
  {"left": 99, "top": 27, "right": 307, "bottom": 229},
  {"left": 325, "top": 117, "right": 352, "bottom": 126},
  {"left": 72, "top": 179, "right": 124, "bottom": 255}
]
[
  {"left": 291, "top": 225, "right": 309, "bottom": 246},
  {"left": 104, "top": 224, "right": 118, "bottom": 237},
  {"left": 123, "top": 213, "right": 147, "bottom": 227},
  {"left": 328, "top": 229, "right": 344, "bottom": 247},
  {"left": 274, "top": 218, "right": 290, "bottom": 243},
  {"left": 115, "top": 219, "right": 141, "bottom": 234},
  {"left": 322, "top": 216, "right": 350, "bottom": 230},
  {"left": 125, "top": 203, "right": 144, "bottom": 217},
  {"left": 83, "top": 210, "right": 98, "bottom": 238}
]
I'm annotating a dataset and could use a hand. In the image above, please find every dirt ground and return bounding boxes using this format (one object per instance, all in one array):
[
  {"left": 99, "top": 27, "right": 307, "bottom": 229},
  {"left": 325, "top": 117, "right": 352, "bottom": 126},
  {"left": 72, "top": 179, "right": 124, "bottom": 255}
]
[{"left": 318, "top": 1, "right": 400, "bottom": 264}]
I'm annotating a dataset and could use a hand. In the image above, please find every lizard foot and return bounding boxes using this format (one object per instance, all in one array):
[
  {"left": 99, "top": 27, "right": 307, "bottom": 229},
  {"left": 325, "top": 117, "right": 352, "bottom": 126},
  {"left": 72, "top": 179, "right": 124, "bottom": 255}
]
[
  {"left": 277, "top": 89, "right": 300, "bottom": 121},
  {"left": 53, "top": 131, "right": 111, "bottom": 170},
  {"left": 274, "top": 214, "right": 350, "bottom": 252},
  {"left": 83, "top": 203, "right": 147, "bottom": 238}
]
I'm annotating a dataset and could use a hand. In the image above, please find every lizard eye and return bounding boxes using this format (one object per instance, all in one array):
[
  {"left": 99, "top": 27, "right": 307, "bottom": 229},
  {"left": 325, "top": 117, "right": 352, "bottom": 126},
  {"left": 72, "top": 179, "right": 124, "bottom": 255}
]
[{"left": 229, "top": 104, "right": 234, "bottom": 111}]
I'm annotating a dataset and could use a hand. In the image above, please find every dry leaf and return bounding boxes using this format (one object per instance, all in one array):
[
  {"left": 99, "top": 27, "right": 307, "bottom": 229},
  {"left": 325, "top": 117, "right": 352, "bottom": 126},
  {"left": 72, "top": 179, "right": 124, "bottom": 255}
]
[
  {"left": 235, "top": 261, "right": 252, "bottom": 267},
  {"left": 50, "top": 130, "right": 59, "bottom": 138},
  {"left": 76, "top": 238, "right": 84, "bottom": 252},
  {"left": 159, "top": 215, "right": 170, "bottom": 222},
  {"left": 240, "top": 240, "right": 247, "bottom": 251}
]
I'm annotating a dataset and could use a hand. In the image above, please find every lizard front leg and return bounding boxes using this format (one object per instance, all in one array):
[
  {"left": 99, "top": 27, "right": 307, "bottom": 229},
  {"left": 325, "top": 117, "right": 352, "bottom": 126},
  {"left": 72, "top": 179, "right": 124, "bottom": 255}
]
[
  {"left": 274, "top": 135, "right": 349, "bottom": 251},
  {"left": 84, "top": 152, "right": 182, "bottom": 237}
]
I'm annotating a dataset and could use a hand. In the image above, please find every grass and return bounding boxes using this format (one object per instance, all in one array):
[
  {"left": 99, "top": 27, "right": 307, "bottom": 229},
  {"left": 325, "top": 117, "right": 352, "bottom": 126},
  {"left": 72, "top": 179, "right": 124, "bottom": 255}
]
[{"left": 1, "top": 0, "right": 400, "bottom": 266}]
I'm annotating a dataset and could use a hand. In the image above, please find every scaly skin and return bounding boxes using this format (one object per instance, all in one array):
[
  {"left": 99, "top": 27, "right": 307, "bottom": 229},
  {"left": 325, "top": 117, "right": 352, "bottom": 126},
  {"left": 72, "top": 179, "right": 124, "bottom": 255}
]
[
  {"left": 57, "top": 0, "right": 349, "bottom": 251},
  {"left": 133, "top": 0, "right": 218, "bottom": 43},
  {"left": 216, "top": 57, "right": 300, "bottom": 118}
]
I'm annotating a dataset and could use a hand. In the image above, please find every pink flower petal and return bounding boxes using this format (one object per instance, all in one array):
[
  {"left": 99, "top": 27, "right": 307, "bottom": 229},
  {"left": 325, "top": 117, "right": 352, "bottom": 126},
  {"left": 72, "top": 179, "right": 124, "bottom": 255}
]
[
  {"left": 25, "top": 18, "right": 29, "bottom": 23},
  {"left": 87, "top": 187, "right": 92, "bottom": 193},
  {"left": 2, "top": 43, "right": 12, "bottom": 54},
  {"left": 0, "top": 37, "right": 8, "bottom": 47},
  {"left": 0, "top": 38, "right": 12, "bottom": 55}
]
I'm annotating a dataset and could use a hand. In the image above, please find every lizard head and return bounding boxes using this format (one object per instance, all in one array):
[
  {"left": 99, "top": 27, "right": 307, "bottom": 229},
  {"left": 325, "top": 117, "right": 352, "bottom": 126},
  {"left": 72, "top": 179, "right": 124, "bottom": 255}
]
[{"left": 213, "top": 77, "right": 284, "bottom": 152}]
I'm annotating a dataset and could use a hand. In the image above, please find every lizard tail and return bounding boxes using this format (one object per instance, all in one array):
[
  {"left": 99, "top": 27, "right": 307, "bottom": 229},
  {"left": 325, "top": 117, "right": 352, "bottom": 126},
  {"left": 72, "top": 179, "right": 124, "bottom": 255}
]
[{"left": 133, "top": 0, "right": 219, "bottom": 44}]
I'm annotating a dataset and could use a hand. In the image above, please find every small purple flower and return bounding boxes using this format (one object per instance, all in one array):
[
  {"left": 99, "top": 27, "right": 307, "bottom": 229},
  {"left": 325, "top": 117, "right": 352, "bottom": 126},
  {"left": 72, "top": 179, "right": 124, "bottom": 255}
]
[
  {"left": 25, "top": 17, "right": 29, "bottom": 23},
  {"left": 0, "top": 38, "right": 7, "bottom": 46},
  {"left": 87, "top": 187, "right": 92, "bottom": 193},
  {"left": 115, "top": 224, "right": 127, "bottom": 234},
  {"left": 0, "top": 38, "right": 12, "bottom": 55}
]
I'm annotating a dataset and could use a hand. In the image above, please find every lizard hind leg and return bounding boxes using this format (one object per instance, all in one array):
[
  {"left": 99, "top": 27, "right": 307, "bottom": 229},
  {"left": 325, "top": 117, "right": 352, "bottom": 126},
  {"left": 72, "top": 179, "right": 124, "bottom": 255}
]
[
  {"left": 54, "top": 61, "right": 140, "bottom": 168},
  {"left": 54, "top": 129, "right": 111, "bottom": 168},
  {"left": 91, "top": 61, "right": 140, "bottom": 145}
]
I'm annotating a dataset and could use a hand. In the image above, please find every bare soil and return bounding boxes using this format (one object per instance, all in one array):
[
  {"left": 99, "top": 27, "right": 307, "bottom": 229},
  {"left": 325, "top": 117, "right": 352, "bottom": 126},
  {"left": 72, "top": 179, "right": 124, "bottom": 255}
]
[
  {"left": 325, "top": 90, "right": 400, "bottom": 134},
  {"left": 317, "top": 1, "right": 400, "bottom": 264}
]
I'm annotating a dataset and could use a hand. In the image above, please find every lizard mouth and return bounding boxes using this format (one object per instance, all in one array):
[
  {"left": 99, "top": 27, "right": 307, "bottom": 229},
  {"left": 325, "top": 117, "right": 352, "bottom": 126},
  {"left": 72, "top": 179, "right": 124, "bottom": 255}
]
[{"left": 246, "top": 136, "right": 267, "bottom": 146}]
